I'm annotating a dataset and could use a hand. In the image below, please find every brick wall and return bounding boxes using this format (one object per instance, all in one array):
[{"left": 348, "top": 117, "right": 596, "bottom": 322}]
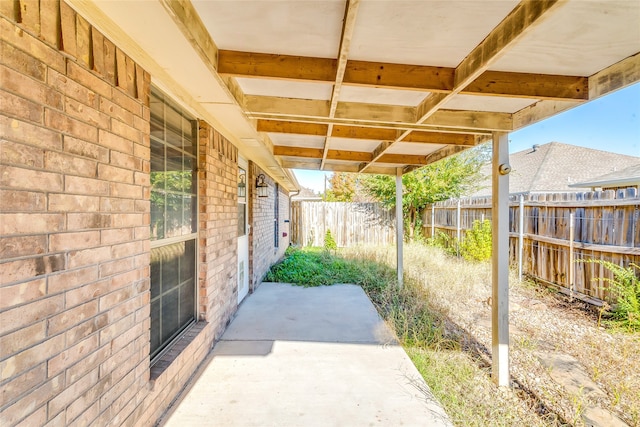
[
  {"left": 0, "top": 3, "right": 240, "bottom": 426},
  {"left": 248, "top": 163, "right": 290, "bottom": 290}
]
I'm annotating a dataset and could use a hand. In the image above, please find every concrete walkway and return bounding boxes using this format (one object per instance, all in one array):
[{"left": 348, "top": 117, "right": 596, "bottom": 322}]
[{"left": 161, "top": 283, "right": 451, "bottom": 427}]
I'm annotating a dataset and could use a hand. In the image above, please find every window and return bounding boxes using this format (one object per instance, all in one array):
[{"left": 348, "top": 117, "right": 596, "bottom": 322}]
[{"left": 149, "top": 88, "right": 197, "bottom": 363}]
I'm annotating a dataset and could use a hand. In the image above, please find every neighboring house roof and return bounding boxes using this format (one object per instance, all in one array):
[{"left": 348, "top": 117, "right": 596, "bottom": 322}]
[
  {"left": 469, "top": 142, "right": 640, "bottom": 196},
  {"left": 569, "top": 163, "right": 640, "bottom": 189}
]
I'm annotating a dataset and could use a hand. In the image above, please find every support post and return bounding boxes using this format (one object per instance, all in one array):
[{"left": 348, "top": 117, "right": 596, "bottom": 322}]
[
  {"left": 569, "top": 212, "right": 575, "bottom": 300},
  {"left": 456, "top": 199, "right": 461, "bottom": 257},
  {"left": 518, "top": 194, "right": 524, "bottom": 281},
  {"left": 491, "top": 131, "right": 510, "bottom": 387},
  {"left": 396, "top": 168, "right": 403, "bottom": 289},
  {"left": 431, "top": 205, "right": 435, "bottom": 239}
]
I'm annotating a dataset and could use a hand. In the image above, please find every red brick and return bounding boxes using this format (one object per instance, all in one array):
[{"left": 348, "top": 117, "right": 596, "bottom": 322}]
[
  {"left": 0, "top": 140, "right": 45, "bottom": 168},
  {"left": 98, "top": 129, "right": 133, "bottom": 154},
  {"left": 68, "top": 246, "right": 111, "bottom": 269},
  {"left": 110, "top": 241, "right": 142, "bottom": 259},
  {"left": 99, "top": 258, "right": 133, "bottom": 278},
  {"left": 0, "top": 333, "right": 65, "bottom": 382},
  {"left": 0, "top": 19, "right": 65, "bottom": 73},
  {"left": 98, "top": 312, "right": 135, "bottom": 348},
  {"left": 98, "top": 163, "right": 133, "bottom": 183},
  {"left": 132, "top": 114, "right": 149, "bottom": 133},
  {"left": 44, "top": 151, "right": 98, "bottom": 177},
  {"left": 0, "top": 164, "right": 63, "bottom": 191},
  {"left": 66, "top": 61, "right": 112, "bottom": 98},
  {"left": 48, "top": 367, "right": 99, "bottom": 417},
  {"left": 100, "top": 228, "right": 133, "bottom": 245},
  {"left": 48, "top": 266, "right": 99, "bottom": 294},
  {"left": 0, "top": 235, "right": 46, "bottom": 259},
  {"left": 64, "top": 97, "right": 110, "bottom": 129},
  {"left": 111, "top": 78, "right": 142, "bottom": 116},
  {"left": 110, "top": 150, "right": 142, "bottom": 170},
  {"left": 100, "top": 97, "right": 134, "bottom": 126},
  {"left": 110, "top": 182, "right": 141, "bottom": 199},
  {"left": 64, "top": 345, "right": 110, "bottom": 385},
  {"left": 43, "top": 411, "right": 66, "bottom": 427},
  {"left": 0, "top": 190, "right": 46, "bottom": 212},
  {"left": 0, "top": 321, "right": 46, "bottom": 359},
  {"left": 48, "top": 68, "right": 98, "bottom": 109},
  {"left": 100, "top": 197, "right": 134, "bottom": 213},
  {"left": 49, "top": 230, "right": 101, "bottom": 252},
  {"left": 67, "top": 213, "right": 112, "bottom": 230},
  {"left": 67, "top": 399, "right": 100, "bottom": 427},
  {"left": 0, "top": 89, "right": 43, "bottom": 122},
  {"left": 45, "top": 109, "right": 98, "bottom": 143},
  {"left": 0, "top": 254, "right": 65, "bottom": 286},
  {"left": 133, "top": 170, "right": 150, "bottom": 186},
  {"left": 0, "top": 278, "right": 47, "bottom": 307},
  {"left": 64, "top": 280, "right": 111, "bottom": 309},
  {"left": 64, "top": 313, "right": 109, "bottom": 347},
  {"left": 65, "top": 175, "right": 109, "bottom": 196},
  {"left": 0, "top": 212, "right": 65, "bottom": 235},
  {"left": 0, "top": 42, "right": 46, "bottom": 81},
  {"left": 0, "top": 65, "right": 63, "bottom": 110},
  {"left": 110, "top": 118, "right": 142, "bottom": 144},
  {"left": 47, "top": 300, "right": 99, "bottom": 335},
  {"left": 48, "top": 194, "right": 100, "bottom": 212},
  {"left": 0, "top": 116, "right": 62, "bottom": 150},
  {"left": 0, "top": 294, "right": 64, "bottom": 335},
  {"left": 111, "top": 213, "right": 143, "bottom": 228},
  {"left": 63, "top": 136, "right": 109, "bottom": 163},
  {"left": 48, "top": 333, "right": 100, "bottom": 377},
  {"left": 1, "top": 371, "right": 63, "bottom": 426}
]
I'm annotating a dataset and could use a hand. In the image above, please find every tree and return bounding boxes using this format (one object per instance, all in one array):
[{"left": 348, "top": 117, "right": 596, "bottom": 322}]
[
  {"left": 361, "top": 145, "right": 488, "bottom": 241},
  {"left": 325, "top": 172, "right": 365, "bottom": 202}
]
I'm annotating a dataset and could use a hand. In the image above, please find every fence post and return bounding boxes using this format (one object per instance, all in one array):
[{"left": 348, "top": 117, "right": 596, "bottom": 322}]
[
  {"left": 431, "top": 204, "right": 435, "bottom": 239},
  {"left": 569, "top": 212, "right": 575, "bottom": 301},
  {"left": 518, "top": 194, "right": 524, "bottom": 281},
  {"left": 456, "top": 199, "right": 461, "bottom": 257}
]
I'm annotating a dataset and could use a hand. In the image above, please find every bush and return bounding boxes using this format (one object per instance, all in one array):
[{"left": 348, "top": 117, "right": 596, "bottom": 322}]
[
  {"left": 460, "top": 219, "right": 492, "bottom": 262},
  {"left": 588, "top": 260, "right": 640, "bottom": 331},
  {"left": 324, "top": 229, "right": 337, "bottom": 253}
]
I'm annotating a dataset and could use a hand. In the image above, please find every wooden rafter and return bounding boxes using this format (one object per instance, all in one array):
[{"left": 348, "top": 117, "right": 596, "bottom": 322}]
[
  {"left": 258, "top": 120, "right": 476, "bottom": 146},
  {"left": 274, "top": 145, "right": 441, "bottom": 166},
  {"left": 360, "top": 0, "right": 563, "bottom": 172},
  {"left": 321, "top": 0, "right": 361, "bottom": 169}
]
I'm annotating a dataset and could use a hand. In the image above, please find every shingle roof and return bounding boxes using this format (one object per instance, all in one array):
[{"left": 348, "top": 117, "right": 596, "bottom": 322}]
[
  {"left": 469, "top": 142, "right": 640, "bottom": 196},
  {"left": 569, "top": 163, "right": 640, "bottom": 188}
]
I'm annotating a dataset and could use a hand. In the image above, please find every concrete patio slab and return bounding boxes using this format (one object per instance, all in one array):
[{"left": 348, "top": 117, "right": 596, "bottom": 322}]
[{"left": 160, "top": 283, "right": 451, "bottom": 427}]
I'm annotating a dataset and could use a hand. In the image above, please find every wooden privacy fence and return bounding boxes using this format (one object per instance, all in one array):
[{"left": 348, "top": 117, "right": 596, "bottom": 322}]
[
  {"left": 291, "top": 201, "right": 396, "bottom": 247},
  {"left": 424, "top": 188, "right": 640, "bottom": 303}
]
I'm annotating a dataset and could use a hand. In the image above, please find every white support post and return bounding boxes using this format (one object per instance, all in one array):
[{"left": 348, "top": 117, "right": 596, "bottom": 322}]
[
  {"left": 396, "top": 168, "right": 404, "bottom": 289},
  {"left": 518, "top": 194, "right": 524, "bottom": 282},
  {"left": 569, "top": 212, "right": 575, "bottom": 301},
  {"left": 431, "top": 205, "right": 435, "bottom": 239},
  {"left": 492, "top": 131, "right": 510, "bottom": 387},
  {"left": 456, "top": 199, "right": 461, "bottom": 257}
]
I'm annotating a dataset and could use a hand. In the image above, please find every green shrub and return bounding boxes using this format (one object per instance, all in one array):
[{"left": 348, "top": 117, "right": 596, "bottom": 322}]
[
  {"left": 324, "top": 229, "right": 337, "bottom": 253},
  {"left": 427, "top": 231, "right": 458, "bottom": 257},
  {"left": 460, "top": 219, "right": 492, "bottom": 262},
  {"left": 587, "top": 260, "right": 640, "bottom": 332}
]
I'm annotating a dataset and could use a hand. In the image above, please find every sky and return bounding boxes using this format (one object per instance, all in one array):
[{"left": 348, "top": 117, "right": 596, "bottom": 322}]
[{"left": 294, "top": 83, "right": 640, "bottom": 193}]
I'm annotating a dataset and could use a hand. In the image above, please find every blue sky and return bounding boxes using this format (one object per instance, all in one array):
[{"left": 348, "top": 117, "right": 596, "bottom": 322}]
[{"left": 294, "top": 83, "right": 640, "bottom": 193}]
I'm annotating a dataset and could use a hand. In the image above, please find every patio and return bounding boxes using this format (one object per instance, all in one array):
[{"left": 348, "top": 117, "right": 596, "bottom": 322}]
[{"left": 159, "top": 282, "right": 451, "bottom": 427}]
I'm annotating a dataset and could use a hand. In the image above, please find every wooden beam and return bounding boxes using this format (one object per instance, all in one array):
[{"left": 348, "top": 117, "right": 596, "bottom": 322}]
[
  {"left": 589, "top": 52, "right": 640, "bottom": 100},
  {"left": 424, "top": 145, "right": 469, "bottom": 164},
  {"left": 464, "top": 71, "right": 588, "bottom": 101},
  {"left": 379, "top": 154, "right": 431, "bottom": 165},
  {"left": 322, "top": 0, "right": 361, "bottom": 169},
  {"left": 274, "top": 146, "right": 372, "bottom": 162},
  {"left": 344, "top": 60, "right": 453, "bottom": 92},
  {"left": 218, "top": 50, "right": 337, "bottom": 82},
  {"left": 258, "top": 120, "right": 476, "bottom": 145}
]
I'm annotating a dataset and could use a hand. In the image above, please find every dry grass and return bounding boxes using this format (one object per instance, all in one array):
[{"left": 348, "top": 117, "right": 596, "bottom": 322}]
[{"left": 341, "top": 244, "right": 640, "bottom": 427}]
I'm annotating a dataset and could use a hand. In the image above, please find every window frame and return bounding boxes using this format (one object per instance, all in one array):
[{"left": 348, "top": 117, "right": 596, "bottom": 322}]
[{"left": 149, "top": 86, "right": 199, "bottom": 366}]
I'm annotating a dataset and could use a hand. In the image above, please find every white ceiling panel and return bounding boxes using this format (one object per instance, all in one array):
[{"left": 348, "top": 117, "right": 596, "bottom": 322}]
[
  {"left": 269, "top": 133, "right": 325, "bottom": 149},
  {"left": 387, "top": 143, "right": 446, "bottom": 156},
  {"left": 237, "top": 78, "right": 333, "bottom": 100},
  {"left": 192, "top": 0, "right": 345, "bottom": 58},
  {"left": 491, "top": 1, "right": 640, "bottom": 76},
  {"left": 443, "top": 95, "right": 537, "bottom": 113},
  {"left": 339, "top": 86, "right": 428, "bottom": 106},
  {"left": 329, "top": 137, "right": 381, "bottom": 152},
  {"left": 349, "top": 0, "right": 520, "bottom": 66}
]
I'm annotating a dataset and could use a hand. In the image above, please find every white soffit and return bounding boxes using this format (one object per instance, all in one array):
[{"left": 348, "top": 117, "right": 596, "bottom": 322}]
[
  {"left": 329, "top": 137, "right": 382, "bottom": 152},
  {"left": 491, "top": 1, "right": 640, "bottom": 76},
  {"left": 339, "top": 86, "right": 428, "bottom": 106},
  {"left": 387, "top": 143, "right": 447, "bottom": 156},
  {"left": 237, "top": 78, "right": 333, "bottom": 101},
  {"left": 349, "top": 0, "right": 520, "bottom": 66},
  {"left": 269, "top": 134, "right": 326, "bottom": 149},
  {"left": 443, "top": 95, "right": 537, "bottom": 114},
  {"left": 192, "top": 0, "right": 346, "bottom": 58}
]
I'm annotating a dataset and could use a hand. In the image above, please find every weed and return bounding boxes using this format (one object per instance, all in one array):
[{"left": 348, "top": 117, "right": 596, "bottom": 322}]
[
  {"left": 324, "top": 229, "right": 337, "bottom": 253},
  {"left": 460, "top": 219, "right": 492, "bottom": 262}
]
